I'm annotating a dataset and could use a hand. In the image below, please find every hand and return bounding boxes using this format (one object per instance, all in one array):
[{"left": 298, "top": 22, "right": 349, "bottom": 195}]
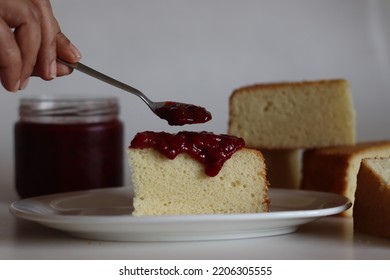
[{"left": 0, "top": 0, "right": 82, "bottom": 92}]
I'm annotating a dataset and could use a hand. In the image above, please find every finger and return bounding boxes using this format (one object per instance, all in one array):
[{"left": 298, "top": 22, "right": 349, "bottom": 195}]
[
  {"left": 13, "top": 10, "right": 41, "bottom": 88},
  {"left": 56, "top": 32, "right": 82, "bottom": 63},
  {"left": 30, "top": 0, "right": 82, "bottom": 79},
  {"left": 0, "top": 18, "right": 22, "bottom": 92},
  {"left": 0, "top": 0, "right": 41, "bottom": 91},
  {"left": 32, "top": 31, "right": 82, "bottom": 78},
  {"left": 56, "top": 32, "right": 82, "bottom": 77},
  {"left": 30, "top": 0, "right": 58, "bottom": 80}
]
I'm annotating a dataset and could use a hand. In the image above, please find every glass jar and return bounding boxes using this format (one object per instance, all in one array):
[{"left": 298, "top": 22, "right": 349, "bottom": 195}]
[{"left": 14, "top": 96, "right": 124, "bottom": 198}]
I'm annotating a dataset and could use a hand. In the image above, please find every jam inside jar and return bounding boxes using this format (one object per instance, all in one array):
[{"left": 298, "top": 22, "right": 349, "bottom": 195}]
[{"left": 14, "top": 96, "right": 124, "bottom": 198}]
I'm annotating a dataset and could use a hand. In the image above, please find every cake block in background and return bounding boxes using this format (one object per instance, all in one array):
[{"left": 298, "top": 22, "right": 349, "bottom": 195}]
[
  {"left": 354, "top": 158, "right": 390, "bottom": 238},
  {"left": 301, "top": 141, "right": 390, "bottom": 216},
  {"left": 261, "top": 149, "right": 302, "bottom": 189},
  {"left": 128, "top": 131, "right": 269, "bottom": 216},
  {"left": 228, "top": 79, "right": 356, "bottom": 189},
  {"left": 228, "top": 79, "right": 355, "bottom": 149}
]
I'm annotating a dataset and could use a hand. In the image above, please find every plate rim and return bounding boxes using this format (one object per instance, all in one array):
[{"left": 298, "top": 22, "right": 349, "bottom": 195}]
[
  {"left": 9, "top": 187, "right": 352, "bottom": 224},
  {"left": 9, "top": 187, "right": 352, "bottom": 241}
]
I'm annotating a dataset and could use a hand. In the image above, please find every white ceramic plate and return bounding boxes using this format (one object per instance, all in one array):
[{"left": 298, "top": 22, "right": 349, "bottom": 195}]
[{"left": 9, "top": 187, "right": 351, "bottom": 242}]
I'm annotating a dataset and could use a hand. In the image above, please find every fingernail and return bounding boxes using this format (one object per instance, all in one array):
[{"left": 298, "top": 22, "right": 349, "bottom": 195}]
[
  {"left": 70, "top": 43, "right": 82, "bottom": 60},
  {"left": 20, "top": 78, "right": 30, "bottom": 90},
  {"left": 12, "top": 80, "right": 21, "bottom": 92},
  {"left": 50, "top": 60, "right": 57, "bottom": 79}
]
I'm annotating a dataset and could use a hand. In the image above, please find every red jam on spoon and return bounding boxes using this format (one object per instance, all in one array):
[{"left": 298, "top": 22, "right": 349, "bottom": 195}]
[
  {"left": 129, "top": 131, "right": 245, "bottom": 177},
  {"left": 154, "top": 102, "right": 212, "bottom": 126}
]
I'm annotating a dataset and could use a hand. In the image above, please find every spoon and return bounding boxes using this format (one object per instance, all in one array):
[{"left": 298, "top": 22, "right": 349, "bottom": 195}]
[{"left": 56, "top": 58, "right": 212, "bottom": 126}]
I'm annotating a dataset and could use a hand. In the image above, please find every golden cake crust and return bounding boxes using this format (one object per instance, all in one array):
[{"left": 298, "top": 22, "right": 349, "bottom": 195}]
[{"left": 230, "top": 79, "right": 348, "bottom": 93}]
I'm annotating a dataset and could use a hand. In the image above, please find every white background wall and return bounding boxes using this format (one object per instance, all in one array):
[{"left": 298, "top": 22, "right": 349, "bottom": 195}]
[{"left": 1, "top": 0, "right": 389, "bottom": 196}]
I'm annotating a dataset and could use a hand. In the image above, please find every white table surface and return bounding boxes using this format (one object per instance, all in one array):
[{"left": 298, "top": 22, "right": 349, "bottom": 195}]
[{"left": 1, "top": 189, "right": 389, "bottom": 260}]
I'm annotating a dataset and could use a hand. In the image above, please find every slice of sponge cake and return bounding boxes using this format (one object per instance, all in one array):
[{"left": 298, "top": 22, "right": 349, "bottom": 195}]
[
  {"left": 228, "top": 79, "right": 355, "bottom": 149},
  {"left": 128, "top": 131, "right": 269, "bottom": 216},
  {"left": 354, "top": 158, "right": 390, "bottom": 238},
  {"left": 301, "top": 141, "right": 390, "bottom": 216}
]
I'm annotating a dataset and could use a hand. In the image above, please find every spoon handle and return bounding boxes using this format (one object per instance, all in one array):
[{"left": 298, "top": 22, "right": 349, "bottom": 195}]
[{"left": 56, "top": 58, "right": 152, "bottom": 105}]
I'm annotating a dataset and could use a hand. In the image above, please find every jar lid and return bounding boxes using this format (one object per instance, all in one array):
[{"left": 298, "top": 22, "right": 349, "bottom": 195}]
[{"left": 19, "top": 96, "right": 119, "bottom": 123}]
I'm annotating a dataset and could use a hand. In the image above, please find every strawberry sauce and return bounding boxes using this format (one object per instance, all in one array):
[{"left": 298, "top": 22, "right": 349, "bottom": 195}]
[
  {"left": 155, "top": 102, "right": 212, "bottom": 126},
  {"left": 129, "top": 131, "right": 245, "bottom": 176}
]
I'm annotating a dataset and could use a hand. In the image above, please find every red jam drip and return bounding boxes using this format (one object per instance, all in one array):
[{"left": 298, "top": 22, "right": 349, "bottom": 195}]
[
  {"left": 155, "top": 102, "right": 212, "bottom": 126},
  {"left": 129, "top": 131, "right": 245, "bottom": 177}
]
